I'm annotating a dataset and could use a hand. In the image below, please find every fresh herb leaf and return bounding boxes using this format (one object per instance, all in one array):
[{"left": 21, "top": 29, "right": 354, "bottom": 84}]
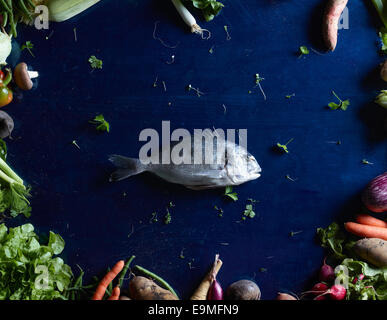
[
  {"left": 88, "top": 55, "right": 103, "bottom": 69},
  {"left": 224, "top": 186, "right": 238, "bottom": 201},
  {"left": 21, "top": 41, "right": 35, "bottom": 57},
  {"left": 276, "top": 138, "right": 294, "bottom": 154},
  {"left": 89, "top": 114, "right": 110, "bottom": 133},
  {"left": 299, "top": 46, "right": 309, "bottom": 57},
  {"left": 328, "top": 91, "right": 350, "bottom": 111},
  {"left": 164, "top": 211, "right": 171, "bottom": 224},
  {"left": 150, "top": 212, "right": 158, "bottom": 223}
]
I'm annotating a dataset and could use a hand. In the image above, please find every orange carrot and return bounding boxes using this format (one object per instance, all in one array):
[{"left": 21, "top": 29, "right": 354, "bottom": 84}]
[
  {"left": 92, "top": 260, "right": 125, "bottom": 300},
  {"left": 356, "top": 214, "right": 387, "bottom": 228},
  {"left": 107, "top": 287, "right": 121, "bottom": 300},
  {"left": 344, "top": 222, "right": 387, "bottom": 241}
]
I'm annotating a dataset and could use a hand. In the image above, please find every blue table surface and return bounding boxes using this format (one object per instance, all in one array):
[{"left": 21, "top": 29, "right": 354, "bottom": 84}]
[{"left": 4, "top": 0, "right": 387, "bottom": 300}]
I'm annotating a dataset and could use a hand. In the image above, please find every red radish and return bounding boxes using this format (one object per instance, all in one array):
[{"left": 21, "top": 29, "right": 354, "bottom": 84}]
[
  {"left": 300, "top": 282, "right": 328, "bottom": 298},
  {"left": 323, "top": 0, "right": 348, "bottom": 51},
  {"left": 315, "top": 284, "right": 347, "bottom": 301},
  {"left": 207, "top": 254, "right": 223, "bottom": 300},
  {"left": 314, "top": 295, "right": 326, "bottom": 300},
  {"left": 353, "top": 274, "right": 364, "bottom": 284},
  {"left": 319, "top": 258, "right": 335, "bottom": 282}
]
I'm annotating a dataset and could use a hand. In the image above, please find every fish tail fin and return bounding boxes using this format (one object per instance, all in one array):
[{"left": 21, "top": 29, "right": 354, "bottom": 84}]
[{"left": 108, "top": 155, "right": 146, "bottom": 182}]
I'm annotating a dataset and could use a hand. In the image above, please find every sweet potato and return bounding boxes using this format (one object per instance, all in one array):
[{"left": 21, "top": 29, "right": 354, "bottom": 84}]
[
  {"left": 353, "top": 238, "right": 387, "bottom": 268},
  {"left": 323, "top": 0, "right": 348, "bottom": 51},
  {"left": 129, "top": 276, "right": 179, "bottom": 300}
]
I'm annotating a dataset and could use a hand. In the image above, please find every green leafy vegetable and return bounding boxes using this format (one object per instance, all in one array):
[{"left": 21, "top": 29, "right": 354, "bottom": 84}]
[
  {"left": 88, "top": 55, "right": 103, "bottom": 69},
  {"left": 21, "top": 41, "right": 34, "bottom": 57},
  {"left": 185, "top": 0, "right": 224, "bottom": 21},
  {"left": 328, "top": 91, "right": 350, "bottom": 110},
  {"left": 224, "top": 186, "right": 238, "bottom": 201},
  {"left": 0, "top": 223, "right": 73, "bottom": 300},
  {"left": 0, "top": 150, "right": 31, "bottom": 218},
  {"left": 89, "top": 114, "right": 110, "bottom": 133}
]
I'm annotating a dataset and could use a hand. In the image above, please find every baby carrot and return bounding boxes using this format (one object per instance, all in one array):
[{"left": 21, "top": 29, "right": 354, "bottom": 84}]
[{"left": 91, "top": 260, "right": 125, "bottom": 300}]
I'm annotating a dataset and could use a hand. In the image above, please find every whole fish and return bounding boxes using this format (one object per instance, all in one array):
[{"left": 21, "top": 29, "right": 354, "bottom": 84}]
[{"left": 109, "top": 133, "right": 261, "bottom": 190}]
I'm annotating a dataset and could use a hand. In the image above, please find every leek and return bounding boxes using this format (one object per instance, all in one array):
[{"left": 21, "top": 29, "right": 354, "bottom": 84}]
[{"left": 46, "top": 0, "right": 100, "bottom": 22}]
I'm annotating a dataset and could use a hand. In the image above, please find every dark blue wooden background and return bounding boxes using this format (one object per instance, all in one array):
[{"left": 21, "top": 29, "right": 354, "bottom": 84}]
[{"left": 5, "top": 0, "right": 387, "bottom": 299}]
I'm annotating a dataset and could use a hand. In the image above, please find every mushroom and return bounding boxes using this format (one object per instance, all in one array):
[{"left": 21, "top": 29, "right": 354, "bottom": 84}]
[
  {"left": 13, "top": 62, "right": 39, "bottom": 91},
  {"left": 0, "top": 111, "right": 14, "bottom": 138}
]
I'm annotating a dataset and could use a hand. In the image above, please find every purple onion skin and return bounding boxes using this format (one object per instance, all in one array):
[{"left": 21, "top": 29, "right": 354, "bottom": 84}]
[
  {"left": 362, "top": 172, "right": 387, "bottom": 213},
  {"left": 208, "top": 280, "right": 223, "bottom": 300}
]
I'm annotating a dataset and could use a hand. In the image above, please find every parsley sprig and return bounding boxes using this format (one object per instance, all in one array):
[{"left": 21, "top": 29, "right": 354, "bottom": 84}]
[
  {"left": 88, "top": 55, "right": 103, "bottom": 69},
  {"left": 328, "top": 91, "right": 350, "bottom": 111},
  {"left": 89, "top": 115, "right": 110, "bottom": 133},
  {"left": 224, "top": 186, "right": 238, "bottom": 201}
]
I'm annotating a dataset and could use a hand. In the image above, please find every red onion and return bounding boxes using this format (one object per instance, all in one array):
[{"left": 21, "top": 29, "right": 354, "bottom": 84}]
[
  {"left": 208, "top": 279, "right": 223, "bottom": 300},
  {"left": 207, "top": 254, "right": 223, "bottom": 300},
  {"left": 362, "top": 172, "right": 387, "bottom": 213}
]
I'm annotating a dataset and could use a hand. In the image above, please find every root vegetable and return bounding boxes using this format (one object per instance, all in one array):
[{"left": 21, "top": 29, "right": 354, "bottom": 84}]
[
  {"left": 191, "top": 254, "right": 223, "bottom": 300},
  {"left": 91, "top": 260, "right": 125, "bottom": 300},
  {"left": 276, "top": 293, "right": 298, "bottom": 300},
  {"left": 226, "top": 280, "right": 261, "bottom": 300},
  {"left": 129, "top": 276, "right": 179, "bottom": 300},
  {"left": 322, "top": 0, "right": 348, "bottom": 51},
  {"left": 344, "top": 222, "right": 387, "bottom": 241},
  {"left": 171, "top": 0, "right": 211, "bottom": 39},
  {"left": 356, "top": 214, "right": 387, "bottom": 228},
  {"left": 353, "top": 238, "right": 387, "bottom": 268},
  {"left": 319, "top": 258, "right": 335, "bottom": 282},
  {"left": 0, "top": 29, "right": 11, "bottom": 65},
  {"left": 134, "top": 265, "right": 179, "bottom": 299}
]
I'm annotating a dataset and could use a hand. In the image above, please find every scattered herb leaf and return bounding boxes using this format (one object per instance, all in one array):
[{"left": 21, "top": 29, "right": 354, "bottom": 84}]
[
  {"left": 224, "top": 186, "right": 238, "bottom": 201},
  {"left": 89, "top": 114, "right": 110, "bottom": 133},
  {"left": 88, "top": 55, "right": 103, "bottom": 69}
]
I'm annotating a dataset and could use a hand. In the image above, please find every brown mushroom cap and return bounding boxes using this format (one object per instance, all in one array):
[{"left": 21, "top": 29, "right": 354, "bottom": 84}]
[{"left": 13, "top": 62, "right": 34, "bottom": 90}]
